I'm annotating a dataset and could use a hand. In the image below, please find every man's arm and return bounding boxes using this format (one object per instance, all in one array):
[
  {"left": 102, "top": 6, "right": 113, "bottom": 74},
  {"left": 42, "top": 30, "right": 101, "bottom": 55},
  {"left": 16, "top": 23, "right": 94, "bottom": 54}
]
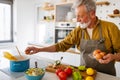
[
  {"left": 25, "top": 45, "right": 56, "bottom": 55},
  {"left": 38, "top": 45, "right": 56, "bottom": 52}
]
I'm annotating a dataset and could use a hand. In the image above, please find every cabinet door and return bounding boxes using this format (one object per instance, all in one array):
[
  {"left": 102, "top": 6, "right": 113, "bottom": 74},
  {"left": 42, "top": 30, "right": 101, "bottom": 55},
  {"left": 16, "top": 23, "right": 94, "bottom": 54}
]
[
  {"left": 37, "top": 22, "right": 55, "bottom": 44},
  {"left": 55, "top": 3, "right": 74, "bottom": 22},
  {"left": 35, "top": 5, "right": 55, "bottom": 44},
  {"left": 55, "top": 29, "right": 75, "bottom": 48}
]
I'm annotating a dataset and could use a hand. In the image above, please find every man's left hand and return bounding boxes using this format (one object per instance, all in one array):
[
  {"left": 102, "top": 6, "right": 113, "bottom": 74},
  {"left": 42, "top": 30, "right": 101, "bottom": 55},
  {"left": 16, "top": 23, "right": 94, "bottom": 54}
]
[{"left": 98, "top": 53, "right": 115, "bottom": 64}]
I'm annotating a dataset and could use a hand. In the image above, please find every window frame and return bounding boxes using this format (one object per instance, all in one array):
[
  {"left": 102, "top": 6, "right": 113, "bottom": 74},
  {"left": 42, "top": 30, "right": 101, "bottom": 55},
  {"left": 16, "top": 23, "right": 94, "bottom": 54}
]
[{"left": 0, "top": 0, "right": 13, "bottom": 43}]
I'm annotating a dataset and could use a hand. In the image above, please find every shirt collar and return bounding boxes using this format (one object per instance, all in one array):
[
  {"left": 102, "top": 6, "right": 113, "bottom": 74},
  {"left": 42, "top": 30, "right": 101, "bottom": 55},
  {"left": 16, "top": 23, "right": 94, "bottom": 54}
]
[{"left": 93, "top": 17, "right": 101, "bottom": 28}]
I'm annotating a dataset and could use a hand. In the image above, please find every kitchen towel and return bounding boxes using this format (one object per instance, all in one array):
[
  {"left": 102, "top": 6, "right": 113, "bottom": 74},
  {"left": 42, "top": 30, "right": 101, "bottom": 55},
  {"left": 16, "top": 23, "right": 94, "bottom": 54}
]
[{"left": 0, "top": 68, "right": 24, "bottom": 79}]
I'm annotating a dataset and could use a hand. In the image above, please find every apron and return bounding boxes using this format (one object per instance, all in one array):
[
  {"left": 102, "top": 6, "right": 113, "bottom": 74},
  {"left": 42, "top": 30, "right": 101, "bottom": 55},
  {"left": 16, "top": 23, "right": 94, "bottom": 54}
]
[{"left": 80, "top": 23, "right": 116, "bottom": 76}]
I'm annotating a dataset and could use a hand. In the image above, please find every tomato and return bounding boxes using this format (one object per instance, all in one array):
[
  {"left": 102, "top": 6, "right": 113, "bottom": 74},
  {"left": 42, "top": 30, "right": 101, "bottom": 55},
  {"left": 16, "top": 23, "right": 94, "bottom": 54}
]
[
  {"left": 56, "top": 68, "right": 63, "bottom": 76},
  {"left": 64, "top": 67, "right": 72, "bottom": 76},
  {"left": 58, "top": 71, "right": 67, "bottom": 80}
]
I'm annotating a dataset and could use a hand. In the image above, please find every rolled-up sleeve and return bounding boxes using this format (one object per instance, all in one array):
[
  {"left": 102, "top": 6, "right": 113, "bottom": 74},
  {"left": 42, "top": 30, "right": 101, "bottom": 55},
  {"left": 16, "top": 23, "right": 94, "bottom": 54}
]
[
  {"left": 108, "top": 23, "right": 120, "bottom": 53},
  {"left": 55, "top": 27, "right": 82, "bottom": 52}
]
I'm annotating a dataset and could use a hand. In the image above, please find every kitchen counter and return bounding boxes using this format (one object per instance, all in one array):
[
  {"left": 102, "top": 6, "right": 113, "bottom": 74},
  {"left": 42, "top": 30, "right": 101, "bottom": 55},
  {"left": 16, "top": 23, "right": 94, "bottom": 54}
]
[
  {"left": 0, "top": 55, "right": 120, "bottom": 80},
  {"left": 0, "top": 70, "right": 120, "bottom": 80}
]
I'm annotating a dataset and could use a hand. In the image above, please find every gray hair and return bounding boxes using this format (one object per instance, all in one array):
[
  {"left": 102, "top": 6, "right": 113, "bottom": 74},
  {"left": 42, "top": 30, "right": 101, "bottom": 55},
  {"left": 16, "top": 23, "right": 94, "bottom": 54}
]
[{"left": 72, "top": 0, "right": 96, "bottom": 12}]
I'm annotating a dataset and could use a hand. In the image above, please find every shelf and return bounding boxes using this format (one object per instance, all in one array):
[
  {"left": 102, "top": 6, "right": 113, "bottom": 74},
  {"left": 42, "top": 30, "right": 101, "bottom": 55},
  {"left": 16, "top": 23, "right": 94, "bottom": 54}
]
[
  {"left": 40, "top": 20, "right": 54, "bottom": 22},
  {"left": 56, "top": 2, "right": 73, "bottom": 6},
  {"left": 55, "top": 27, "right": 74, "bottom": 30},
  {"left": 96, "top": 1, "right": 110, "bottom": 5},
  {"left": 57, "top": 1, "right": 110, "bottom": 6},
  {"left": 108, "top": 14, "right": 120, "bottom": 18},
  {"left": 42, "top": 6, "right": 54, "bottom": 11}
]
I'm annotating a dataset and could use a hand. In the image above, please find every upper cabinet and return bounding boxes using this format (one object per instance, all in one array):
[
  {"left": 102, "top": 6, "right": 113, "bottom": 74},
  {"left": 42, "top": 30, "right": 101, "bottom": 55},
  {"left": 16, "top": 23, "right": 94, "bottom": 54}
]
[{"left": 55, "top": 2, "right": 76, "bottom": 22}]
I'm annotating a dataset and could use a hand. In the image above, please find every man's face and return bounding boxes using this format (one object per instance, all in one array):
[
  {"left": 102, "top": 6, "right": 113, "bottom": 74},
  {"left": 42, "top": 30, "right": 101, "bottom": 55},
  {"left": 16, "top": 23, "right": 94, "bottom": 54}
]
[
  {"left": 75, "top": 6, "right": 92, "bottom": 28},
  {"left": 75, "top": 5, "right": 91, "bottom": 24}
]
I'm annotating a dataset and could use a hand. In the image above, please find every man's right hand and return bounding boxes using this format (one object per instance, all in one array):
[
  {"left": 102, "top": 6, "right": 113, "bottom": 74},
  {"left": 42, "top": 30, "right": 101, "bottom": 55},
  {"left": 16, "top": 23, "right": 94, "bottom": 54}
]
[{"left": 25, "top": 46, "right": 40, "bottom": 55}]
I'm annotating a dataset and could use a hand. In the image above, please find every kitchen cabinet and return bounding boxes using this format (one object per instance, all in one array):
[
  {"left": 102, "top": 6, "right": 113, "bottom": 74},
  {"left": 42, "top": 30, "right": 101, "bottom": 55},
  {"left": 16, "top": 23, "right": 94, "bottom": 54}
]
[
  {"left": 35, "top": 4, "right": 55, "bottom": 44},
  {"left": 55, "top": 2, "right": 76, "bottom": 49},
  {"left": 55, "top": 2, "right": 75, "bottom": 22},
  {"left": 35, "top": 2, "right": 76, "bottom": 45}
]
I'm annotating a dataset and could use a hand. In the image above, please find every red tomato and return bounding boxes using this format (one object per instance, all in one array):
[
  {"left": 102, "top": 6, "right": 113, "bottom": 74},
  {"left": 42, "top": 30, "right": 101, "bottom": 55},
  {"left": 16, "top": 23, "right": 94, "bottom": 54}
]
[
  {"left": 64, "top": 67, "right": 72, "bottom": 76},
  {"left": 56, "top": 68, "right": 63, "bottom": 76},
  {"left": 58, "top": 71, "right": 67, "bottom": 80}
]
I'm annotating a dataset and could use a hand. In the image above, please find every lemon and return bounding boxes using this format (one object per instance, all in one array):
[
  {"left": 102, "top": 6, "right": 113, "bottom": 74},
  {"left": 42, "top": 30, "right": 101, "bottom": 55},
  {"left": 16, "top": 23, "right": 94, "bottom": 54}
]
[
  {"left": 86, "top": 68, "right": 94, "bottom": 75},
  {"left": 85, "top": 76, "right": 94, "bottom": 80}
]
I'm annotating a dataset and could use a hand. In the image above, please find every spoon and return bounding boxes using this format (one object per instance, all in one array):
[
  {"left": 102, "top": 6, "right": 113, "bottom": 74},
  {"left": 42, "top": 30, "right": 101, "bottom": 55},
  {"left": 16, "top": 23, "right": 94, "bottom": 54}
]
[{"left": 15, "top": 46, "right": 24, "bottom": 59}]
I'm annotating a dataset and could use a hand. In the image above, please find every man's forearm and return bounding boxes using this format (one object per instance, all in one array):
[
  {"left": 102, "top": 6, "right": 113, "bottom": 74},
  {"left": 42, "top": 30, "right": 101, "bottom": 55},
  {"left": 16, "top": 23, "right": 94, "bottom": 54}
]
[{"left": 38, "top": 45, "right": 57, "bottom": 52}]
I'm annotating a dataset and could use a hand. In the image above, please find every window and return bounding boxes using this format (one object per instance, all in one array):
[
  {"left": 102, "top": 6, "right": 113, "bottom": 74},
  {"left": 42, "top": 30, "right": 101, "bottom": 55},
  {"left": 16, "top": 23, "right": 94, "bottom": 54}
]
[{"left": 0, "top": 0, "right": 13, "bottom": 43}]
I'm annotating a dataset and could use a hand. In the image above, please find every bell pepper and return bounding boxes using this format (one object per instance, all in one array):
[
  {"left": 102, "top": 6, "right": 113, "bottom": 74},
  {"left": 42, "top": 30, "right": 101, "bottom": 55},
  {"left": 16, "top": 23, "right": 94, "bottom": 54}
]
[
  {"left": 72, "top": 71, "right": 82, "bottom": 80},
  {"left": 78, "top": 65, "right": 86, "bottom": 71}
]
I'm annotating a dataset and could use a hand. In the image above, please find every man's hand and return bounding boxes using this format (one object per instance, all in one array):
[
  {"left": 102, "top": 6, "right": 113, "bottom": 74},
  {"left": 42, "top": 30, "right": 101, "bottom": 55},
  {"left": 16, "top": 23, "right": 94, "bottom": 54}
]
[
  {"left": 98, "top": 53, "right": 115, "bottom": 64},
  {"left": 25, "top": 46, "right": 40, "bottom": 55}
]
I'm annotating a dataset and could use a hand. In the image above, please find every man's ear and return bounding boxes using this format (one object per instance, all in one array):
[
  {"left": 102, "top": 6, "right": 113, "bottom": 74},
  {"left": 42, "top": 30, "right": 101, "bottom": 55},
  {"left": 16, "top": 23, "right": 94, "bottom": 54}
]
[{"left": 90, "top": 10, "right": 96, "bottom": 18}]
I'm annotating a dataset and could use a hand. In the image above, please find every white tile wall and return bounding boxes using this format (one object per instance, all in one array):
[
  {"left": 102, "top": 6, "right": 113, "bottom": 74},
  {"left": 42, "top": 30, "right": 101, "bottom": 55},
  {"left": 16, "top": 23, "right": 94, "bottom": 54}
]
[{"left": 96, "top": 0, "right": 120, "bottom": 29}]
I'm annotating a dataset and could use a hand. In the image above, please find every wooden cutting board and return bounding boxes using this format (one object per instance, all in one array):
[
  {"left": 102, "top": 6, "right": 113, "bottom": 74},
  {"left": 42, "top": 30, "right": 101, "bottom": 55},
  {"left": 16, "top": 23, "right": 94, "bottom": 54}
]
[
  {"left": 45, "top": 64, "right": 97, "bottom": 79},
  {"left": 46, "top": 64, "right": 69, "bottom": 73}
]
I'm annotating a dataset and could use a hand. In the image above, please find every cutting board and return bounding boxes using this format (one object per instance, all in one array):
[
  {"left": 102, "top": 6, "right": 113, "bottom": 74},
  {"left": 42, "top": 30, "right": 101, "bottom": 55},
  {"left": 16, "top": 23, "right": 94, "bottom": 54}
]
[
  {"left": 45, "top": 64, "right": 97, "bottom": 79},
  {"left": 46, "top": 64, "right": 69, "bottom": 73}
]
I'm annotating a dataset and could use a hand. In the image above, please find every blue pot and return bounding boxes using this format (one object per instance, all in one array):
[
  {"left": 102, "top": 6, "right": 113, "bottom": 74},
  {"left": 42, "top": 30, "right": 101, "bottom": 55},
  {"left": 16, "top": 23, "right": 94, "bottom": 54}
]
[{"left": 10, "top": 56, "right": 30, "bottom": 72}]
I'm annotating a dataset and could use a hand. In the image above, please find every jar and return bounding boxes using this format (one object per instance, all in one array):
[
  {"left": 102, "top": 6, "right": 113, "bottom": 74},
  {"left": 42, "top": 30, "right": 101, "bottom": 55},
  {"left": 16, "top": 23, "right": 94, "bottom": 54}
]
[{"left": 113, "top": 9, "right": 119, "bottom": 14}]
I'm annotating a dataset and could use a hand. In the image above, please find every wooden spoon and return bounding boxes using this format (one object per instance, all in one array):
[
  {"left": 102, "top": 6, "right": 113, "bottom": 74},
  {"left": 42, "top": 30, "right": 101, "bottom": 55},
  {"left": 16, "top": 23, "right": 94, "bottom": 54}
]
[{"left": 15, "top": 46, "right": 24, "bottom": 59}]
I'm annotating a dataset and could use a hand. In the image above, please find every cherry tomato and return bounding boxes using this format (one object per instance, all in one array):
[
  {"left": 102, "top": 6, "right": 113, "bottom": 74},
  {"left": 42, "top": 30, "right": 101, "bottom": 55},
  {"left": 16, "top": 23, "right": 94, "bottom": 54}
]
[
  {"left": 58, "top": 71, "right": 67, "bottom": 80},
  {"left": 64, "top": 67, "right": 72, "bottom": 76},
  {"left": 56, "top": 68, "right": 63, "bottom": 76}
]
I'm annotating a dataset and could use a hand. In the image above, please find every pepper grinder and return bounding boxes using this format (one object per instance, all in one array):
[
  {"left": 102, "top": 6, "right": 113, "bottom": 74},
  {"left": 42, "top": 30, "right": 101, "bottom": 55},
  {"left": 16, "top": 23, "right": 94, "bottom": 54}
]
[{"left": 35, "top": 61, "right": 38, "bottom": 68}]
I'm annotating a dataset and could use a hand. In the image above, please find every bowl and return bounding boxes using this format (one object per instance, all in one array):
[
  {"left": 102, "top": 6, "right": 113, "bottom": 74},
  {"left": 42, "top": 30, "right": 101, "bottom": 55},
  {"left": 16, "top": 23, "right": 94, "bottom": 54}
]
[{"left": 25, "top": 68, "right": 45, "bottom": 80}]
